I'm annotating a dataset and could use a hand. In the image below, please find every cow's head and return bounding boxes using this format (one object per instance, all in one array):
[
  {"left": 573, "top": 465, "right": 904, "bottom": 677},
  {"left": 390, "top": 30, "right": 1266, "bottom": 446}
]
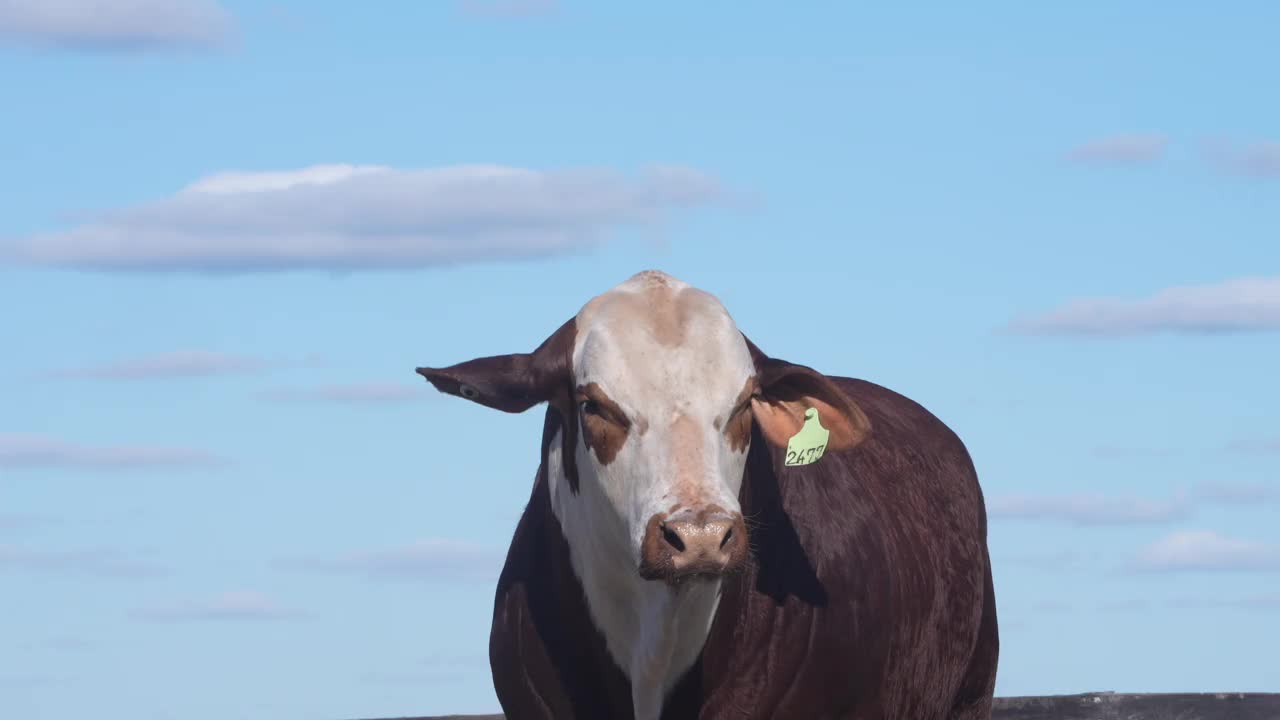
[{"left": 417, "top": 271, "right": 870, "bottom": 585}]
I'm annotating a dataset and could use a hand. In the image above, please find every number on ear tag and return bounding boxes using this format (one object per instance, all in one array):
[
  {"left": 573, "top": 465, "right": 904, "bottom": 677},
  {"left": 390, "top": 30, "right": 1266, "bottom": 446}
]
[{"left": 784, "top": 407, "right": 829, "bottom": 466}]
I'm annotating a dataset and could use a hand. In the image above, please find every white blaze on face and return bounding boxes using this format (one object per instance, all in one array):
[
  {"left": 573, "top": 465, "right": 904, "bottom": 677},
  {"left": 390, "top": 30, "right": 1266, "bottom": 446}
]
[
  {"left": 573, "top": 271, "right": 754, "bottom": 556},
  {"left": 544, "top": 270, "right": 757, "bottom": 720}
]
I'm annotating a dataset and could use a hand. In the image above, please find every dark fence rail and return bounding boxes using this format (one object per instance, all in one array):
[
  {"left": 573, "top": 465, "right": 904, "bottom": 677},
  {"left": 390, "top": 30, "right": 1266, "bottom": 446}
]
[
  {"left": 361, "top": 691, "right": 1280, "bottom": 720},
  {"left": 993, "top": 692, "right": 1280, "bottom": 719}
]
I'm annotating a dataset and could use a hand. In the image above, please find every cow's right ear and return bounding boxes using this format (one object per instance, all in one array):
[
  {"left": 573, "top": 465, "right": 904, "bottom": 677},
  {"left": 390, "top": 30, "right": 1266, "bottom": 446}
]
[{"left": 415, "top": 318, "right": 577, "bottom": 414}]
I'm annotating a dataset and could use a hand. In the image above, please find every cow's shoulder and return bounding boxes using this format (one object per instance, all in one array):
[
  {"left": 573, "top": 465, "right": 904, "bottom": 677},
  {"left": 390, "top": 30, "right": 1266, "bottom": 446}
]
[
  {"left": 825, "top": 375, "right": 982, "bottom": 497},
  {"left": 829, "top": 376, "right": 969, "bottom": 450},
  {"left": 694, "top": 375, "right": 989, "bottom": 717}
]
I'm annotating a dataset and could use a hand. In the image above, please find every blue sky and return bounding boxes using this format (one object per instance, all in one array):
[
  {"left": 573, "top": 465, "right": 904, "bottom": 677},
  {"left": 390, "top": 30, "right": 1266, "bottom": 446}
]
[{"left": 2, "top": 1, "right": 1279, "bottom": 718}]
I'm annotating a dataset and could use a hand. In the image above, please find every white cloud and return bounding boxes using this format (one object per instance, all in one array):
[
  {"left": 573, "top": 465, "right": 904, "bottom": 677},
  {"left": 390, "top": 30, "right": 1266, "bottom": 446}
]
[
  {"left": 1205, "top": 139, "right": 1280, "bottom": 178},
  {"left": 1, "top": 163, "right": 724, "bottom": 273},
  {"left": 1194, "top": 480, "right": 1280, "bottom": 505},
  {"left": 0, "top": 514, "right": 42, "bottom": 534},
  {"left": 1241, "top": 593, "right": 1280, "bottom": 609},
  {"left": 44, "top": 350, "right": 268, "bottom": 380},
  {"left": 0, "top": 673, "right": 63, "bottom": 689},
  {"left": 988, "top": 492, "right": 1189, "bottom": 526},
  {"left": 1130, "top": 530, "right": 1280, "bottom": 573},
  {"left": 0, "top": 432, "right": 222, "bottom": 470},
  {"left": 0, "top": 0, "right": 233, "bottom": 51},
  {"left": 133, "top": 590, "right": 302, "bottom": 621},
  {"left": 1006, "top": 276, "right": 1280, "bottom": 336},
  {"left": 258, "top": 382, "right": 427, "bottom": 404},
  {"left": 0, "top": 544, "right": 165, "bottom": 578},
  {"left": 1225, "top": 437, "right": 1280, "bottom": 454},
  {"left": 182, "top": 164, "right": 387, "bottom": 194},
  {"left": 1169, "top": 593, "right": 1280, "bottom": 610},
  {"left": 298, "top": 539, "right": 504, "bottom": 582},
  {"left": 33, "top": 636, "right": 94, "bottom": 652},
  {"left": 1067, "top": 134, "right": 1168, "bottom": 165}
]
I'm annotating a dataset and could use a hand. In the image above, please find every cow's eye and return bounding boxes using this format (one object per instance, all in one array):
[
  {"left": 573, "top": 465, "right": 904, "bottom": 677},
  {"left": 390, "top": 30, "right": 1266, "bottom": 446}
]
[{"left": 579, "top": 399, "right": 602, "bottom": 417}]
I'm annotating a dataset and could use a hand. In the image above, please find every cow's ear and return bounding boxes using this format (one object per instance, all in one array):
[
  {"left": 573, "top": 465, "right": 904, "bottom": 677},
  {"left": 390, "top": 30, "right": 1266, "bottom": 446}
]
[
  {"left": 416, "top": 319, "right": 577, "bottom": 414},
  {"left": 744, "top": 337, "right": 871, "bottom": 452}
]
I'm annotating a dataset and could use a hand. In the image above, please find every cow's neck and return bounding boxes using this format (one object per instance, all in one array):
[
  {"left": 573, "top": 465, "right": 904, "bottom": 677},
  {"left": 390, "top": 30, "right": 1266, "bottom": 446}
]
[{"left": 546, "top": 426, "right": 722, "bottom": 720}]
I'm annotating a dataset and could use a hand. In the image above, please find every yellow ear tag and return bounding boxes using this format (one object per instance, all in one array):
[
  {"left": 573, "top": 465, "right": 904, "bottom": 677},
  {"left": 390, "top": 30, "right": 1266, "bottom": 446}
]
[{"left": 785, "top": 407, "right": 829, "bottom": 466}]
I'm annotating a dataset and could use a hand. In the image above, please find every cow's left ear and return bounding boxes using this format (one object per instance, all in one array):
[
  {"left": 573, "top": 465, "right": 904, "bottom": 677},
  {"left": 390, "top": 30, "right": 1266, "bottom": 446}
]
[
  {"left": 415, "top": 318, "right": 577, "bottom": 413},
  {"left": 745, "top": 338, "right": 872, "bottom": 453}
]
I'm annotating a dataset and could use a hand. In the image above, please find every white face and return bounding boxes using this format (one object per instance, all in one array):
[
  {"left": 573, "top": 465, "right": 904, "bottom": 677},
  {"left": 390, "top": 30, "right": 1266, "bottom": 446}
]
[{"left": 569, "top": 272, "right": 757, "bottom": 565}]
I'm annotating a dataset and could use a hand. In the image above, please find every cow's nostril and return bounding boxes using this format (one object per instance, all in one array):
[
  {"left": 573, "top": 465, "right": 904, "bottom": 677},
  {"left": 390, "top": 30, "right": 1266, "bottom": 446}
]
[
  {"left": 660, "top": 523, "right": 686, "bottom": 553},
  {"left": 720, "top": 526, "right": 734, "bottom": 549}
]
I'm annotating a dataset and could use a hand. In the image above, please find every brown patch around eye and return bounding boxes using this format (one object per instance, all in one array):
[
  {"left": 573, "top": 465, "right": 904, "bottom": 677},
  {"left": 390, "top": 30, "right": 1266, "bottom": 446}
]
[
  {"left": 576, "top": 382, "right": 632, "bottom": 465},
  {"left": 723, "top": 377, "right": 757, "bottom": 452}
]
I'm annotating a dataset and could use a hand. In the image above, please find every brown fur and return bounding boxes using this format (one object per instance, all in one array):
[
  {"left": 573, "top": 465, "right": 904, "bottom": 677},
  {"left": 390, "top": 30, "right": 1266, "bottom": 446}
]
[
  {"left": 418, "top": 307, "right": 997, "bottom": 719},
  {"left": 723, "top": 378, "right": 757, "bottom": 453},
  {"left": 416, "top": 318, "right": 585, "bottom": 492},
  {"left": 576, "top": 382, "right": 632, "bottom": 465},
  {"left": 483, "top": 347, "right": 999, "bottom": 719}
]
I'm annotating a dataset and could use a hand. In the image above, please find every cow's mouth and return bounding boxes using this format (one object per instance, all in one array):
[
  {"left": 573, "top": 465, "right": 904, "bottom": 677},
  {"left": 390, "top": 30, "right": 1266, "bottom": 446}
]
[
  {"left": 637, "top": 569, "right": 721, "bottom": 588},
  {"left": 637, "top": 547, "right": 743, "bottom": 584},
  {"left": 668, "top": 571, "right": 722, "bottom": 587}
]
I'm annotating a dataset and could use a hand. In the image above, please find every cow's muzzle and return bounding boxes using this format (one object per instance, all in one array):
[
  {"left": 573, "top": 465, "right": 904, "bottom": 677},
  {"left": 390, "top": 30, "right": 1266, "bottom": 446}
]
[{"left": 639, "top": 505, "right": 748, "bottom": 584}]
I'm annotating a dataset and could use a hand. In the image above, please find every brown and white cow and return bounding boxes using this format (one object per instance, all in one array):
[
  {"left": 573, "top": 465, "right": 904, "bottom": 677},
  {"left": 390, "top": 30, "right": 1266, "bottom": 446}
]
[{"left": 416, "top": 270, "right": 999, "bottom": 720}]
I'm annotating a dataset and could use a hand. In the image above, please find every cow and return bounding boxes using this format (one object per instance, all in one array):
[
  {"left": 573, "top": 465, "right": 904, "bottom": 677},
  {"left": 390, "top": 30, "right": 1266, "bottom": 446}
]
[{"left": 415, "top": 270, "right": 999, "bottom": 720}]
